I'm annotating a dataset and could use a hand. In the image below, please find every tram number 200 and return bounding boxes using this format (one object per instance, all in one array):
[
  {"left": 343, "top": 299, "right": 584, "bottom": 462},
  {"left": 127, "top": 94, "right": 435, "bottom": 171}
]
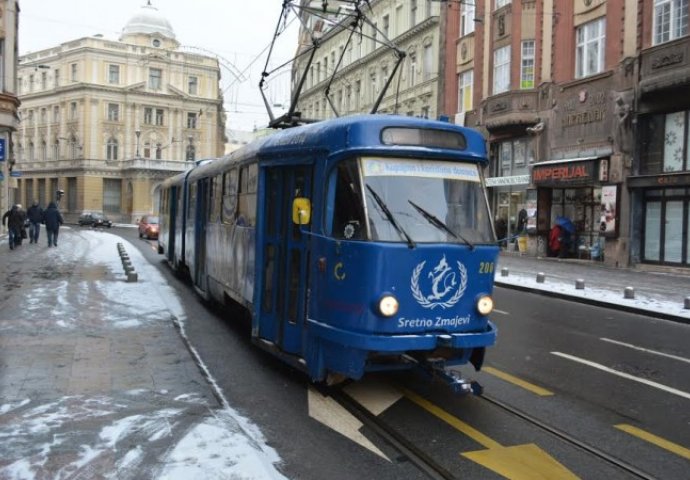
[{"left": 479, "top": 262, "right": 495, "bottom": 274}]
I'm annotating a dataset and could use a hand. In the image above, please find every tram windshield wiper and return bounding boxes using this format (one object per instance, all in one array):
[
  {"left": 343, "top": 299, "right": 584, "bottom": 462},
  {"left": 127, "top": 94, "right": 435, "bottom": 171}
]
[
  {"left": 408, "top": 200, "right": 475, "bottom": 250},
  {"left": 366, "top": 185, "right": 415, "bottom": 248}
]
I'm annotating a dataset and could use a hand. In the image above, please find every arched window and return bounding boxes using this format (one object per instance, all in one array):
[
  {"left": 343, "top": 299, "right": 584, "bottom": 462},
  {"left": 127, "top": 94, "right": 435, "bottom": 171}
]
[
  {"left": 40, "top": 139, "right": 47, "bottom": 161},
  {"left": 106, "top": 137, "right": 118, "bottom": 160},
  {"left": 155, "top": 143, "right": 162, "bottom": 160},
  {"left": 52, "top": 138, "right": 59, "bottom": 160},
  {"left": 69, "top": 135, "right": 78, "bottom": 160},
  {"left": 28, "top": 141, "right": 35, "bottom": 160}
]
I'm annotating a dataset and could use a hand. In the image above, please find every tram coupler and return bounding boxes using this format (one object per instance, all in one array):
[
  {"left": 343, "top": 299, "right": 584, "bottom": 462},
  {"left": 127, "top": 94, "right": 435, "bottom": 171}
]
[{"left": 417, "top": 360, "right": 483, "bottom": 396}]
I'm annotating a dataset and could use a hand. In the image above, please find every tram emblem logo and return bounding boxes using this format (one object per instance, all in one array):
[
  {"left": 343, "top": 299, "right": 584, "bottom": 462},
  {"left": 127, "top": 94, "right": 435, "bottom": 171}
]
[{"left": 411, "top": 256, "right": 468, "bottom": 309}]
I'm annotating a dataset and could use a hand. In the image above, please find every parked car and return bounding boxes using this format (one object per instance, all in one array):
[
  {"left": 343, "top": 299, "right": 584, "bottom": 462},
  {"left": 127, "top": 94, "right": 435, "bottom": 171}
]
[
  {"left": 138, "top": 215, "right": 159, "bottom": 239},
  {"left": 78, "top": 212, "right": 113, "bottom": 228}
]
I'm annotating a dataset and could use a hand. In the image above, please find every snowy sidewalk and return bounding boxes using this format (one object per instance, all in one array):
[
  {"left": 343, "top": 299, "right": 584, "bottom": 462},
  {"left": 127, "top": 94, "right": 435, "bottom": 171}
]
[
  {"left": 495, "top": 253, "right": 690, "bottom": 322},
  {"left": 0, "top": 228, "right": 286, "bottom": 479}
]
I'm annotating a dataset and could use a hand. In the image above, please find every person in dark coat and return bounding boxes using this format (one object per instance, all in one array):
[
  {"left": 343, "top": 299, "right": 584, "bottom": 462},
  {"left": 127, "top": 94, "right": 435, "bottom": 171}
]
[
  {"left": 42, "top": 201, "right": 64, "bottom": 247},
  {"left": 2, "top": 204, "right": 27, "bottom": 250},
  {"left": 27, "top": 201, "right": 43, "bottom": 244}
]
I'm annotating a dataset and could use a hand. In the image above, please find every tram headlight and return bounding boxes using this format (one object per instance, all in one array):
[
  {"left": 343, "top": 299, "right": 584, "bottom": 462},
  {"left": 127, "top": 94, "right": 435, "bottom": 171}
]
[
  {"left": 476, "top": 295, "right": 494, "bottom": 316},
  {"left": 378, "top": 295, "right": 399, "bottom": 317}
]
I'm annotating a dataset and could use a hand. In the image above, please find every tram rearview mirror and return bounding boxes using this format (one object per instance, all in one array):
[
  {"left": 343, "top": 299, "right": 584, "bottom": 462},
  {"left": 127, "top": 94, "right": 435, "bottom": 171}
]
[{"left": 292, "top": 197, "right": 311, "bottom": 225}]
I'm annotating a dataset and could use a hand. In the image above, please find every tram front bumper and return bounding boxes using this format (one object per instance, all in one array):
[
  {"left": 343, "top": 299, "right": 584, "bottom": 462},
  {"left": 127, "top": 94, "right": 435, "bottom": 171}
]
[{"left": 306, "top": 318, "right": 497, "bottom": 352}]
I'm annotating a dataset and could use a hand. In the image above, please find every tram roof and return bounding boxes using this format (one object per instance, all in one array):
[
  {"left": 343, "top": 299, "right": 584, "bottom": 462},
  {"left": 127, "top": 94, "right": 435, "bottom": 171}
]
[{"left": 187, "top": 115, "right": 488, "bottom": 181}]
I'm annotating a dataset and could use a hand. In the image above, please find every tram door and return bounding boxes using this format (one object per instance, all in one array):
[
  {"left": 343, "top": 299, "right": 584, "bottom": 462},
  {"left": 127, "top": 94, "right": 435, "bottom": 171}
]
[
  {"left": 194, "top": 178, "right": 209, "bottom": 292},
  {"left": 260, "top": 165, "right": 313, "bottom": 355}
]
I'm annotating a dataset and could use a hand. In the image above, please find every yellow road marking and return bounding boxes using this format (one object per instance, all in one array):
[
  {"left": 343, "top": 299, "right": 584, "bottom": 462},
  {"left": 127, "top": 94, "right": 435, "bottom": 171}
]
[
  {"left": 403, "top": 388, "right": 501, "bottom": 449},
  {"left": 402, "top": 388, "right": 578, "bottom": 479},
  {"left": 483, "top": 367, "right": 554, "bottom": 397},
  {"left": 615, "top": 424, "right": 690, "bottom": 460}
]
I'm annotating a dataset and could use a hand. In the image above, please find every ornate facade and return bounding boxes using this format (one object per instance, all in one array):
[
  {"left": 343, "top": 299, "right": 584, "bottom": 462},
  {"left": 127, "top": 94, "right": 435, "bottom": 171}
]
[
  {"left": 0, "top": 0, "right": 20, "bottom": 229},
  {"left": 15, "top": 3, "right": 225, "bottom": 222},
  {"left": 293, "top": 0, "right": 441, "bottom": 121}
]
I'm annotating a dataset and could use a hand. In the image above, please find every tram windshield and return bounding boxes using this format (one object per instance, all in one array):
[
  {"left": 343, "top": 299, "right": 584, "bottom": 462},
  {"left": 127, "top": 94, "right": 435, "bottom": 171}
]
[{"left": 329, "top": 157, "right": 494, "bottom": 244}]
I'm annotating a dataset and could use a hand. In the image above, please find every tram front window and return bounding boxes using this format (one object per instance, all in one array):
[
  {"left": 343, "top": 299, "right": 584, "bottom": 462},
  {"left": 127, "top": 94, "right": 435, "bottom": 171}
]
[{"left": 329, "top": 157, "right": 494, "bottom": 244}]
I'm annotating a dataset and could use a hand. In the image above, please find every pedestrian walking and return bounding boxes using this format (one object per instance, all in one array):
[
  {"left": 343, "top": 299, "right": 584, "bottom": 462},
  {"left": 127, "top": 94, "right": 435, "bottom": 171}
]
[
  {"left": 2, "top": 204, "right": 27, "bottom": 250},
  {"left": 42, "top": 201, "right": 64, "bottom": 247},
  {"left": 27, "top": 201, "right": 43, "bottom": 244}
]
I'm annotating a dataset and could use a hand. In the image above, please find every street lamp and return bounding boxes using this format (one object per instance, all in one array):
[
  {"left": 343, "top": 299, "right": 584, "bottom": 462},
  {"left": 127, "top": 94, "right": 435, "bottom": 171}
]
[{"left": 135, "top": 128, "right": 141, "bottom": 158}]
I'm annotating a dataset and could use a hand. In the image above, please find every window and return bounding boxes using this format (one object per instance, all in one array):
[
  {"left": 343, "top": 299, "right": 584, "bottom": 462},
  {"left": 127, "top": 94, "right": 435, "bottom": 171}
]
[
  {"left": 423, "top": 44, "right": 433, "bottom": 80},
  {"left": 576, "top": 17, "right": 606, "bottom": 78},
  {"left": 421, "top": 105, "right": 430, "bottom": 119},
  {"left": 106, "top": 137, "right": 118, "bottom": 160},
  {"left": 40, "top": 108, "right": 47, "bottom": 124},
  {"left": 41, "top": 72, "right": 47, "bottom": 89},
  {"left": 460, "top": 1, "right": 476, "bottom": 36},
  {"left": 187, "top": 112, "right": 198, "bottom": 129},
  {"left": 521, "top": 40, "right": 535, "bottom": 88},
  {"left": 71, "top": 63, "right": 78, "bottom": 82},
  {"left": 653, "top": 0, "right": 689, "bottom": 45},
  {"left": 496, "top": 0, "right": 511, "bottom": 9},
  {"left": 52, "top": 138, "right": 59, "bottom": 160},
  {"left": 156, "top": 143, "right": 162, "bottom": 160},
  {"left": 411, "top": 0, "right": 417, "bottom": 27},
  {"left": 640, "top": 110, "right": 690, "bottom": 174},
  {"left": 108, "top": 64, "right": 120, "bottom": 84},
  {"left": 372, "top": 23, "right": 378, "bottom": 52},
  {"left": 237, "top": 164, "right": 258, "bottom": 226},
  {"left": 493, "top": 45, "right": 511, "bottom": 94},
  {"left": 222, "top": 169, "right": 238, "bottom": 224},
  {"left": 69, "top": 136, "right": 78, "bottom": 159},
  {"left": 28, "top": 141, "right": 35, "bottom": 160},
  {"left": 0, "top": 40, "right": 4, "bottom": 90},
  {"left": 29, "top": 74, "right": 34, "bottom": 91},
  {"left": 149, "top": 68, "right": 162, "bottom": 90},
  {"left": 383, "top": 15, "right": 390, "bottom": 38},
  {"left": 53, "top": 106, "right": 60, "bottom": 123},
  {"left": 188, "top": 76, "right": 198, "bottom": 95},
  {"left": 370, "top": 72, "right": 377, "bottom": 103},
  {"left": 409, "top": 55, "right": 417, "bottom": 86},
  {"left": 54, "top": 69, "right": 59, "bottom": 87},
  {"left": 457, "top": 70, "right": 473, "bottom": 113},
  {"left": 40, "top": 139, "right": 47, "bottom": 161},
  {"left": 144, "top": 107, "right": 153, "bottom": 124},
  {"left": 155, "top": 108, "right": 164, "bottom": 126},
  {"left": 107, "top": 103, "right": 119, "bottom": 122},
  {"left": 186, "top": 144, "right": 196, "bottom": 162},
  {"left": 70, "top": 102, "right": 77, "bottom": 120}
]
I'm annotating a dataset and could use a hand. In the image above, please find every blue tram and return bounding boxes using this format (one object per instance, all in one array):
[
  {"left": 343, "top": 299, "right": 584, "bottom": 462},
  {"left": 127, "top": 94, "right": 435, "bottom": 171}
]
[{"left": 159, "top": 115, "right": 499, "bottom": 387}]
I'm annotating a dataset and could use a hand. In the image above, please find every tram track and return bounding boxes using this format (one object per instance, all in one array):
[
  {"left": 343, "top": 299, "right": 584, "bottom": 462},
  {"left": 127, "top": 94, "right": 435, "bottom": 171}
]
[
  {"left": 324, "top": 386, "right": 456, "bottom": 480},
  {"left": 324, "top": 383, "right": 657, "bottom": 480},
  {"left": 479, "top": 393, "right": 656, "bottom": 480}
]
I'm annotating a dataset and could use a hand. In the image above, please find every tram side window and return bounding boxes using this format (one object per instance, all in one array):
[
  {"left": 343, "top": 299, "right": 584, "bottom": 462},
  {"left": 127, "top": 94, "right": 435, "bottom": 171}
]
[
  {"left": 237, "top": 164, "right": 257, "bottom": 227},
  {"left": 209, "top": 175, "right": 222, "bottom": 222},
  {"left": 329, "top": 159, "right": 366, "bottom": 239},
  {"left": 222, "top": 169, "right": 238, "bottom": 224}
]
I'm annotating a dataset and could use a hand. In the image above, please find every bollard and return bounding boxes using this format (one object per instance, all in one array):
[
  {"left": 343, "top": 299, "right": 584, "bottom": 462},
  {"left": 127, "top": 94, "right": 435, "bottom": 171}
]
[
  {"left": 501, "top": 267, "right": 509, "bottom": 277},
  {"left": 121, "top": 255, "right": 130, "bottom": 263},
  {"left": 685, "top": 297, "right": 690, "bottom": 310},
  {"left": 126, "top": 271, "right": 138, "bottom": 282},
  {"left": 624, "top": 287, "right": 635, "bottom": 299},
  {"left": 575, "top": 279, "right": 585, "bottom": 290},
  {"left": 536, "top": 272, "right": 545, "bottom": 283},
  {"left": 123, "top": 260, "right": 133, "bottom": 271}
]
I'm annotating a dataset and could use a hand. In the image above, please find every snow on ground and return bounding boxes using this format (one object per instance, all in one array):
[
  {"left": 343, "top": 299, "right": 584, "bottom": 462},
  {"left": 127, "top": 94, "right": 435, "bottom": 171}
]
[
  {"left": 495, "top": 272, "right": 690, "bottom": 320},
  {"left": 0, "top": 229, "right": 288, "bottom": 480}
]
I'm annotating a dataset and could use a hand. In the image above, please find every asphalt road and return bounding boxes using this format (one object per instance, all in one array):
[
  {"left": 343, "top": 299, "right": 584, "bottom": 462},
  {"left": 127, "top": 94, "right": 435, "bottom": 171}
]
[{"left": 121, "top": 228, "right": 690, "bottom": 479}]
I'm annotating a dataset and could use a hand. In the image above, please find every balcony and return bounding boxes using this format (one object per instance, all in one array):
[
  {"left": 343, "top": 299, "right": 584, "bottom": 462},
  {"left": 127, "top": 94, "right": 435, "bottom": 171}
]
[
  {"left": 639, "top": 36, "right": 690, "bottom": 95},
  {"left": 480, "top": 89, "right": 540, "bottom": 131}
]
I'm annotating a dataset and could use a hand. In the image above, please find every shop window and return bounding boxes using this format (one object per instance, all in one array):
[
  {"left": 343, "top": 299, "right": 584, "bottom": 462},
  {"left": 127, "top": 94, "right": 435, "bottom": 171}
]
[{"left": 640, "top": 110, "right": 690, "bottom": 174}]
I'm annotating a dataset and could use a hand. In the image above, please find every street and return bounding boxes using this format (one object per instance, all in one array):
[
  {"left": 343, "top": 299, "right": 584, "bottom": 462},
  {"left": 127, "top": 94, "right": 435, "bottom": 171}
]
[{"left": 0, "top": 226, "right": 688, "bottom": 479}]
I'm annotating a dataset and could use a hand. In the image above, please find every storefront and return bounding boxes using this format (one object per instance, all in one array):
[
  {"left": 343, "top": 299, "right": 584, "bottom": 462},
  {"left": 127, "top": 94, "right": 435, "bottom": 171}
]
[
  {"left": 532, "top": 157, "right": 616, "bottom": 259},
  {"left": 631, "top": 112, "right": 690, "bottom": 266}
]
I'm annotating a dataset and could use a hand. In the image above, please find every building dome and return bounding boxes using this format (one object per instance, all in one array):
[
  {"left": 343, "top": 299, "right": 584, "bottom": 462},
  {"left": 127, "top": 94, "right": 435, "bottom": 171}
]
[{"left": 121, "top": 2, "right": 176, "bottom": 40}]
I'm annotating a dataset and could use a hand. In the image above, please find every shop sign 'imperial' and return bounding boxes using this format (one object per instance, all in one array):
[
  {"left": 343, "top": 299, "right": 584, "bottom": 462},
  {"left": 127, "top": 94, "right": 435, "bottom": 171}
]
[{"left": 532, "top": 159, "right": 597, "bottom": 187}]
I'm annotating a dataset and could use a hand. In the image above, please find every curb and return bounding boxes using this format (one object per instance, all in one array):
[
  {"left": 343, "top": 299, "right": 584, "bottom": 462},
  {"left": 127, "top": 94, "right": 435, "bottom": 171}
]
[{"left": 495, "top": 280, "right": 690, "bottom": 325}]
